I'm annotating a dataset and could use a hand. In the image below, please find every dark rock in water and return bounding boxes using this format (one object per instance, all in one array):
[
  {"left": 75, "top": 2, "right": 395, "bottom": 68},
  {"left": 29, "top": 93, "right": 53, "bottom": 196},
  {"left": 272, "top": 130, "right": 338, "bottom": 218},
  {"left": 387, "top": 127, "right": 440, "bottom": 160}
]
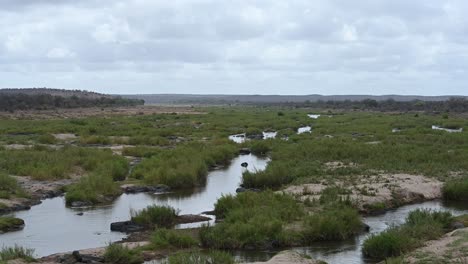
[
  {"left": 110, "top": 221, "right": 144, "bottom": 233},
  {"left": 241, "top": 162, "right": 248, "bottom": 167},
  {"left": 61, "top": 251, "right": 104, "bottom": 264},
  {"left": 201, "top": 210, "right": 216, "bottom": 216},
  {"left": 123, "top": 184, "right": 170, "bottom": 194},
  {"left": 239, "top": 148, "right": 251, "bottom": 155},
  {"left": 76, "top": 212, "right": 84, "bottom": 216},
  {"left": 246, "top": 134, "right": 263, "bottom": 140},
  {"left": 362, "top": 223, "right": 371, "bottom": 232},
  {"left": 176, "top": 214, "right": 211, "bottom": 224},
  {"left": 451, "top": 221, "right": 465, "bottom": 230}
]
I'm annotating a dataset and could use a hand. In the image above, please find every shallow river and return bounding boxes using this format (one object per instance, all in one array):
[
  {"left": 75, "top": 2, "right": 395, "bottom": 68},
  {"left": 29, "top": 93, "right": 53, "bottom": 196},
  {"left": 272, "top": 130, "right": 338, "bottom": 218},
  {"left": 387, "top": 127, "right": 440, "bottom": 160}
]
[{"left": 0, "top": 154, "right": 269, "bottom": 257}]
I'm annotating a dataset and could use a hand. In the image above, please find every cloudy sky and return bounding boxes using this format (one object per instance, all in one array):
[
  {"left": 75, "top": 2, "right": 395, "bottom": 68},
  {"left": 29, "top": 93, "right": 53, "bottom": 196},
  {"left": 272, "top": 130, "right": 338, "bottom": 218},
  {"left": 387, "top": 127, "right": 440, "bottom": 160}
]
[{"left": 1, "top": 0, "right": 467, "bottom": 95}]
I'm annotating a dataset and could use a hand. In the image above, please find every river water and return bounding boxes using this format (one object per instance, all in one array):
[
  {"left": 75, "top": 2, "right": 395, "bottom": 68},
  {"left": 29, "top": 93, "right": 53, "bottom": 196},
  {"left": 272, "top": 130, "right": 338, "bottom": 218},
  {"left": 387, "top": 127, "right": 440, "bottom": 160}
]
[{"left": 0, "top": 154, "right": 269, "bottom": 257}]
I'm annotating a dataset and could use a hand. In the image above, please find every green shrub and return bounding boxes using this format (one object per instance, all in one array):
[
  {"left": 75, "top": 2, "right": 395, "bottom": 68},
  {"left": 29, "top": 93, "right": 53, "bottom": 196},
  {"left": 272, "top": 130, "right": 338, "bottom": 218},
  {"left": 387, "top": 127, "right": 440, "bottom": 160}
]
[
  {"left": 362, "top": 209, "right": 454, "bottom": 261},
  {"left": 37, "top": 134, "right": 57, "bottom": 144},
  {"left": 0, "top": 173, "right": 25, "bottom": 198},
  {"left": 167, "top": 251, "right": 235, "bottom": 264},
  {"left": 131, "top": 205, "right": 178, "bottom": 228},
  {"left": 122, "top": 147, "right": 159, "bottom": 158},
  {"left": 103, "top": 243, "right": 143, "bottom": 264},
  {"left": 0, "top": 245, "right": 35, "bottom": 262},
  {"left": 242, "top": 163, "right": 294, "bottom": 189},
  {"left": 65, "top": 172, "right": 121, "bottom": 206},
  {"left": 249, "top": 141, "right": 271, "bottom": 155},
  {"left": 443, "top": 178, "right": 468, "bottom": 201},
  {"left": 302, "top": 206, "right": 362, "bottom": 241},
  {"left": 150, "top": 229, "right": 197, "bottom": 249}
]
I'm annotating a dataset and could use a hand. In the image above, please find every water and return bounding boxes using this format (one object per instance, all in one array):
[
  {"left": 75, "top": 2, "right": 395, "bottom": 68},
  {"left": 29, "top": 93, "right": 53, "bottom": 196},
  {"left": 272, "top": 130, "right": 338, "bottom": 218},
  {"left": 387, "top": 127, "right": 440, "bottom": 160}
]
[
  {"left": 297, "top": 126, "right": 312, "bottom": 134},
  {"left": 234, "top": 200, "right": 468, "bottom": 264},
  {"left": 432, "top": 125, "right": 463, "bottom": 133},
  {"left": 308, "top": 114, "right": 321, "bottom": 119},
  {"left": 228, "top": 131, "right": 277, "bottom": 143},
  {"left": 0, "top": 154, "right": 269, "bottom": 257},
  {"left": 262, "top": 131, "right": 277, "bottom": 139}
]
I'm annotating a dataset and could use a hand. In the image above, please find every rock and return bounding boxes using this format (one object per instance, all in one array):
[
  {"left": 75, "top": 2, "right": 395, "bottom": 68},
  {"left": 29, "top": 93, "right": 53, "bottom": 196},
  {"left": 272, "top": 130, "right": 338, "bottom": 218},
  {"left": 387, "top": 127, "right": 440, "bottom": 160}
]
[
  {"left": 362, "top": 223, "right": 371, "bottom": 232},
  {"left": 201, "top": 210, "right": 216, "bottom": 215},
  {"left": 76, "top": 212, "right": 84, "bottom": 216},
  {"left": 110, "top": 221, "right": 144, "bottom": 233},
  {"left": 239, "top": 148, "right": 251, "bottom": 155},
  {"left": 451, "top": 221, "right": 465, "bottom": 230},
  {"left": 247, "top": 134, "right": 263, "bottom": 140},
  {"left": 241, "top": 162, "right": 248, "bottom": 167},
  {"left": 122, "top": 184, "right": 170, "bottom": 194},
  {"left": 0, "top": 218, "right": 25, "bottom": 233},
  {"left": 176, "top": 214, "right": 212, "bottom": 224}
]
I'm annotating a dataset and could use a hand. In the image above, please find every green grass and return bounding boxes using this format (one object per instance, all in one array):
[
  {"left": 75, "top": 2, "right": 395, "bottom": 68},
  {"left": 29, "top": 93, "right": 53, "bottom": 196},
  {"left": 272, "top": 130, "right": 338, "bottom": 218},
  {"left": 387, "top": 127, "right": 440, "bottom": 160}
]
[
  {"left": 362, "top": 209, "right": 454, "bottom": 261},
  {"left": 131, "top": 205, "right": 178, "bottom": 228},
  {"left": 131, "top": 142, "right": 237, "bottom": 189},
  {"left": 166, "top": 251, "right": 235, "bottom": 264},
  {"left": 150, "top": 229, "right": 197, "bottom": 249},
  {"left": 0, "top": 217, "right": 24, "bottom": 232},
  {"left": 0, "top": 172, "right": 26, "bottom": 199},
  {"left": 0, "top": 246, "right": 35, "bottom": 262},
  {"left": 443, "top": 177, "right": 468, "bottom": 201},
  {"left": 103, "top": 243, "right": 143, "bottom": 264},
  {"left": 65, "top": 172, "right": 122, "bottom": 206}
]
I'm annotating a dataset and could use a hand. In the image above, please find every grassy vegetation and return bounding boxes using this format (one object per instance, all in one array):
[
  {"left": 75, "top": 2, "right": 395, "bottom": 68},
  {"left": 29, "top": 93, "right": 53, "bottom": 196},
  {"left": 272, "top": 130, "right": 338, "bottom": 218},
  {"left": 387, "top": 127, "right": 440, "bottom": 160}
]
[
  {"left": 0, "top": 246, "right": 35, "bottom": 263},
  {"left": 362, "top": 209, "right": 454, "bottom": 261},
  {"left": 131, "top": 205, "right": 178, "bottom": 228},
  {"left": 103, "top": 243, "right": 143, "bottom": 264},
  {"left": 443, "top": 177, "right": 468, "bottom": 201},
  {"left": 131, "top": 142, "right": 237, "bottom": 189},
  {"left": 165, "top": 251, "right": 235, "bottom": 264},
  {"left": 0, "top": 217, "right": 24, "bottom": 232},
  {"left": 0, "top": 173, "right": 26, "bottom": 199},
  {"left": 150, "top": 229, "right": 198, "bottom": 249}
]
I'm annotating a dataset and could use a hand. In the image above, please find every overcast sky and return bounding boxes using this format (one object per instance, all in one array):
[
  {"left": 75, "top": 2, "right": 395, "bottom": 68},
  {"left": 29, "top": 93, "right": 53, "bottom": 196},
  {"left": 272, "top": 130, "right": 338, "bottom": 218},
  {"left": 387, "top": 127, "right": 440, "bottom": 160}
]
[{"left": 1, "top": 0, "right": 467, "bottom": 95}]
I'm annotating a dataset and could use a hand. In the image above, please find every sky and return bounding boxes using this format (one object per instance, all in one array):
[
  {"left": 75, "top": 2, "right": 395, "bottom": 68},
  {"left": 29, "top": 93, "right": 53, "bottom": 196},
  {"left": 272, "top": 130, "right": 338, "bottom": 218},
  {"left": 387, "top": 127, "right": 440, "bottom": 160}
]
[{"left": 0, "top": 0, "right": 467, "bottom": 95}]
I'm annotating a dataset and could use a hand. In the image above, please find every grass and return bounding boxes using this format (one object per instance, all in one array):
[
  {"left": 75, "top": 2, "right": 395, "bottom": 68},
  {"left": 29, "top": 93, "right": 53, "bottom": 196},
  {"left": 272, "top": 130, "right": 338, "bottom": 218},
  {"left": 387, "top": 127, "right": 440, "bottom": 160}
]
[
  {"left": 443, "top": 177, "right": 468, "bottom": 201},
  {"left": 103, "top": 243, "right": 143, "bottom": 264},
  {"left": 362, "top": 209, "right": 454, "bottom": 261},
  {"left": 65, "top": 172, "right": 122, "bottom": 206},
  {"left": 150, "top": 229, "right": 198, "bottom": 249},
  {"left": 0, "top": 217, "right": 24, "bottom": 232},
  {"left": 0, "top": 246, "right": 35, "bottom": 262},
  {"left": 131, "top": 205, "right": 178, "bottom": 228},
  {"left": 131, "top": 142, "right": 237, "bottom": 189},
  {"left": 0, "top": 172, "right": 26, "bottom": 199},
  {"left": 165, "top": 251, "right": 235, "bottom": 264}
]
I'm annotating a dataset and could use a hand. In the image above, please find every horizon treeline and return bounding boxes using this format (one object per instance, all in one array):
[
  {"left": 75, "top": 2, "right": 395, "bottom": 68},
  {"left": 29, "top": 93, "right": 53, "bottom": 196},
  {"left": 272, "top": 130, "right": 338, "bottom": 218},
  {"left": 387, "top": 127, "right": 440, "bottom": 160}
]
[{"left": 0, "top": 93, "right": 144, "bottom": 111}]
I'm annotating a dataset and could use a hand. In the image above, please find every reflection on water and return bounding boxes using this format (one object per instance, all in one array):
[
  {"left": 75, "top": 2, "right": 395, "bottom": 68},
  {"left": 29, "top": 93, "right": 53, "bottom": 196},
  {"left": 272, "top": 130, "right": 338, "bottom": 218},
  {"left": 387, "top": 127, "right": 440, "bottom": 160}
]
[
  {"left": 308, "top": 114, "right": 321, "bottom": 119},
  {"left": 0, "top": 154, "right": 269, "bottom": 257},
  {"left": 432, "top": 125, "right": 463, "bottom": 133},
  {"left": 297, "top": 126, "right": 312, "bottom": 134},
  {"left": 229, "top": 131, "right": 277, "bottom": 143},
  {"left": 234, "top": 200, "right": 468, "bottom": 264}
]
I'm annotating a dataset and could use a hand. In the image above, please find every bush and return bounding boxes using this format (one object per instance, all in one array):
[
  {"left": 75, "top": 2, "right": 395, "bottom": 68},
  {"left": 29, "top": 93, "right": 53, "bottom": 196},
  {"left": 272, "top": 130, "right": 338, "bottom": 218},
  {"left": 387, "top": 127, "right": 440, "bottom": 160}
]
[
  {"left": 0, "top": 245, "right": 35, "bottom": 262},
  {"left": 37, "top": 134, "right": 57, "bottom": 144},
  {"left": 443, "top": 178, "right": 468, "bottom": 201},
  {"left": 166, "top": 251, "right": 235, "bottom": 264},
  {"left": 362, "top": 209, "right": 454, "bottom": 261},
  {"left": 249, "top": 141, "right": 271, "bottom": 155},
  {"left": 0, "top": 173, "right": 25, "bottom": 199},
  {"left": 302, "top": 206, "right": 362, "bottom": 241},
  {"left": 103, "top": 243, "right": 143, "bottom": 264},
  {"left": 150, "top": 229, "right": 197, "bottom": 249},
  {"left": 131, "top": 205, "right": 178, "bottom": 228},
  {"left": 65, "top": 172, "right": 121, "bottom": 206},
  {"left": 242, "top": 163, "right": 294, "bottom": 189}
]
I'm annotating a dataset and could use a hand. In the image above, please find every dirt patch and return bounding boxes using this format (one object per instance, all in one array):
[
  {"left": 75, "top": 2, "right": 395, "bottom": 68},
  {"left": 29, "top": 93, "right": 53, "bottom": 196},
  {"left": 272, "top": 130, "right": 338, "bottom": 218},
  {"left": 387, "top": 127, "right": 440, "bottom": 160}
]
[
  {"left": 404, "top": 227, "right": 468, "bottom": 263},
  {"left": 282, "top": 174, "right": 443, "bottom": 213},
  {"left": 247, "top": 251, "right": 321, "bottom": 264}
]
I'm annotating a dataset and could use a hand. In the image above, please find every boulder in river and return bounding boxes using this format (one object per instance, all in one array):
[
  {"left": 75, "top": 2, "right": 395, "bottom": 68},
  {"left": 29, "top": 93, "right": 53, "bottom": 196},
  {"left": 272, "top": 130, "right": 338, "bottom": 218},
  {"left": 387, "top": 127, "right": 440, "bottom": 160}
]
[
  {"left": 110, "top": 221, "right": 145, "bottom": 233},
  {"left": 122, "top": 184, "right": 171, "bottom": 194},
  {"left": 241, "top": 162, "right": 248, "bottom": 167}
]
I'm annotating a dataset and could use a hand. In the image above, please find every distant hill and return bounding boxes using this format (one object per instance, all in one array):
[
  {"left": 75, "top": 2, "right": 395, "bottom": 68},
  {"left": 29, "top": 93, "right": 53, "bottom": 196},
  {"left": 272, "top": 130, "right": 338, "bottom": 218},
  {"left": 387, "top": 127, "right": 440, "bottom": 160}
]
[
  {"left": 0, "top": 88, "right": 144, "bottom": 112},
  {"left": 123, "top": 94, "right": 467, "bottom": 105}
]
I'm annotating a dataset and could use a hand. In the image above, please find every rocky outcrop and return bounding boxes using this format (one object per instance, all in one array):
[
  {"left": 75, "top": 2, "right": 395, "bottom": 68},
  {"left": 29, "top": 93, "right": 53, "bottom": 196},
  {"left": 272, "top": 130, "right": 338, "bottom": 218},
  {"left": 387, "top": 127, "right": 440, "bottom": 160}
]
[
  {"left": 111, "top": 214, "right": 211, "bottom": 233},
  {"left": 121, "top": 184, "right": 170, "bottom": 194}
]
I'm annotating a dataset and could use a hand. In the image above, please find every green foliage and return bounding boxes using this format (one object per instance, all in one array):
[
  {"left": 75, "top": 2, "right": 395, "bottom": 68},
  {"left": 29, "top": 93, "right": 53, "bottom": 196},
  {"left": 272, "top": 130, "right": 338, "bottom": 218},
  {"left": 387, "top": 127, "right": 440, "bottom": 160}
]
[
  {"left": 131, "top": 143, "right": 237, "bottom": 189},
  {"left": 131, "top": 205, "right": 178, "bottom": 228},
  {"left": 362, "top": 209, "right": 454, "bottom": 261},
  {"left": 201, "top": 191, "right": 304, "bottom": 249},
  {"left": 166, "top": 251, "right": 235, "bottom": 264},
  {"left": 37, "top": 134, "right": 57, "bottom": 144},
  {"left": 122, "top": 146, "right": 159, "bottom": 157},
  {"left": 0, "top": 246, "right": 35, "bottom": 262},
  {"left": 443, "top": 177, "right": 468, "bottom": 201},
  {"left": 249, "top": 140, "right": 272, "bottom": 155},
  {"left": 150, "top": 229, "right": 197, "bottom": 249},
  {"left": 302, "top": 206, "right": 362, "bottom": 241},
  {"left": 0, "top": 173, "right": 26, "bottom": 199},
  {"left": 103, "top": 243, "right": 143, "bottom": 264},
  {"left": 65, "top": 172, "right": 121, "bottom": 206},
  {"left": 0, "top": 217, "right": 24, "bottom": 232}
]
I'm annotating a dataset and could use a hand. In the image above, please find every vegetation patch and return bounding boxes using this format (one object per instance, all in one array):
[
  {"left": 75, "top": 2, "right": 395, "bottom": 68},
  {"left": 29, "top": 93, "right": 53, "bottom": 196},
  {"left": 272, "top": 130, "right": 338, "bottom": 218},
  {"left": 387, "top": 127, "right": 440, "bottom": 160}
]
[
  {"left": 0, "top": 245, "right": 35, "bottom": 263},
  {"left": 150, "top": 229, "right": 198, "bottom": 249},
  {"left": 131, "top": 205, "right": 178, "bottom": 228},
  {"left": 166, "top": 250, "right": 235, "bottom": 264},
  {"left": 0, "top": 173, "right": 26, "bottom": 199},
  {"left": 362, "top": 209, "right": 454, "bottom": 261},
  {"left": 443, "top": 177, "right": 468, "bottom": 201},
  {"left": 103, "top": 243, "right": 143, "bottom": 264},
  {"left": 0, "top": 217, "right": 25, "bottom": 233}
]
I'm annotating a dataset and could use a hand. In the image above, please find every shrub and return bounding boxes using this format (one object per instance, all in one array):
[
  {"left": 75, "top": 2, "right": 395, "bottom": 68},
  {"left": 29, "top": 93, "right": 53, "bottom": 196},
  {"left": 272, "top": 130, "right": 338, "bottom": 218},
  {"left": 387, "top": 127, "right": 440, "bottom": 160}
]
[
  {"left": 0, "top": 173, "right": 25, "bottom": 199},
  {"left": 103, "top": 243, "right": 143, "bottom": 264},
  {"left": 37, "top": 134, "right": 57, "bottom": 144},
  {"left": 362, "top": 209, "right": 454, "bottom": 261},
  {"left": 131, "top": 205, "right": 178, "bottom": 228},
  {"left": 65, "top": 172, "right": 121, "bottom": 206},
  {"left": 167, "top": 251, "right": 235, "bottom": 264},
  {"left": 242, "top": 163, "right": 294, "bottom": 189},
  {"left": 443, "top": 178, "right": 468, "bottom": 201},
  {"left": 0, "top": 245, "right": 35, "bottom": 262},
  {"left": 150, "top": 229, "right": 197, "bottom": 249},
  {"left": 249, "top": 141, "right": 271, "bottom": 155},
  {"left": 302, "top": 206, "right": 362, "bottom": 241}
]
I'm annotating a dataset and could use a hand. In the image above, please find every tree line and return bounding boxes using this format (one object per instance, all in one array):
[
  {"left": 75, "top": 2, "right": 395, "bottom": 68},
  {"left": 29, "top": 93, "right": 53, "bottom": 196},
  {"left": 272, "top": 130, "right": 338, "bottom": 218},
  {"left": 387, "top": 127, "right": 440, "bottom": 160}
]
[{"left": 0, "top": 93, "right": 144, "bottom": 112}]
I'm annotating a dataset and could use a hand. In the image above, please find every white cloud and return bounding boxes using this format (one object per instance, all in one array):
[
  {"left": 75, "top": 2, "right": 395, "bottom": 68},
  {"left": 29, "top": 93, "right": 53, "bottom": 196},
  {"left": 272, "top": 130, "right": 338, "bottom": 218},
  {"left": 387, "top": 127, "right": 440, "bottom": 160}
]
[{"left": 0, "top": 0, "right": 467, "bottom": 95}]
